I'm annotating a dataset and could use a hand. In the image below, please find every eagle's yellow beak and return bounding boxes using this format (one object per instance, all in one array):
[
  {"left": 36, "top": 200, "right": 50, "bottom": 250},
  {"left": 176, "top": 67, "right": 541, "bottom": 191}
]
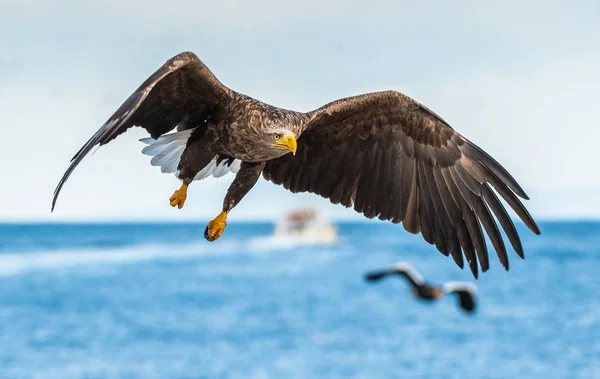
[{"left": 274, "top": 135, "right": 297, "bottom": 155}]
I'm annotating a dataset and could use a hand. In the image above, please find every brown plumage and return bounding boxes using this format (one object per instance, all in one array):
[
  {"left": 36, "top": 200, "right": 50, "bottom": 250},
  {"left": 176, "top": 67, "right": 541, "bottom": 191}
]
[{"left": 52, "top": 51, "right": 540, "bottom": 278}]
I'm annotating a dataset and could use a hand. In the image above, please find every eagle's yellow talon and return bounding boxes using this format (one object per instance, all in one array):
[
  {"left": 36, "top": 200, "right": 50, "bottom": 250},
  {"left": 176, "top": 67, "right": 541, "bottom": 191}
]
[
  {"left": 169, "top": 183, "right": 188, "bottom": 209},
  {"left": 204, "top": 211, "right": 228, "bottom": 241}
]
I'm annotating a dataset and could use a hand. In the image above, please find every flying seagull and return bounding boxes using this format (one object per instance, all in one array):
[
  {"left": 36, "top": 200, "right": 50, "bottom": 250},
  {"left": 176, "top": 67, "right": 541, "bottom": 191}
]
[
  {"left": 365, "top": 261, "right": 477, "bottom": 313},
  {"left": 52, "top": 51, "right": 540, "bottom": 277}
]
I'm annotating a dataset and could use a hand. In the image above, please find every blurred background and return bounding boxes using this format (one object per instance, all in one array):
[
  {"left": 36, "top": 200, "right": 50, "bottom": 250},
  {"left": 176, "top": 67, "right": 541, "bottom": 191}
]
[{"left": 1, "top": 1, "right": 599, "bottom": 378}]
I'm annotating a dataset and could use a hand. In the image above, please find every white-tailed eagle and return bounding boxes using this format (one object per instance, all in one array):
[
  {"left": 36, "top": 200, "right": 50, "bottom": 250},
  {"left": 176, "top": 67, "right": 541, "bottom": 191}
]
[{"left": 52, "top": 52, "right": 540, "bottom": 278}]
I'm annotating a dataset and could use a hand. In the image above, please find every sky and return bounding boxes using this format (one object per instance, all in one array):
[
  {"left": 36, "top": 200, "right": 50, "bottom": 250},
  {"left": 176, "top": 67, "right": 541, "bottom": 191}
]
[{"left": 1, "top": 1, "right": 599, "bottom": 222}]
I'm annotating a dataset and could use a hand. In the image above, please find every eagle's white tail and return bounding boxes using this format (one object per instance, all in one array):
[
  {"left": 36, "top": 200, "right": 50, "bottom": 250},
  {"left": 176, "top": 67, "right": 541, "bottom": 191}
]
[{"left": 139, "top": 130, "right": 241, "bottom": 180}]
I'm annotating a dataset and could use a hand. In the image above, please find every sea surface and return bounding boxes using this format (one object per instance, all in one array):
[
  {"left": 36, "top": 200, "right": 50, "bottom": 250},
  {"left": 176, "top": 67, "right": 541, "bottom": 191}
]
[{"left": 0, "top": 221, "right": 598, "bottom": 379}]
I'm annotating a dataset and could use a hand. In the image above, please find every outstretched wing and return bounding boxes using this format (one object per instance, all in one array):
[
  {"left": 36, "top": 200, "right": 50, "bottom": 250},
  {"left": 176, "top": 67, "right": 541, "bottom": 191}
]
[
  {"left": 365, "top": 261, "right": 425, "bottom": 289},
  {"left": 457, "top": 291, "right": 476, "bottom": 313},
  {"left": 52, "top": 51, "right": 233, "bottom": 211},
  {"left": 391, "top": 261, "right": 425, "bottom": 288},
  {"left": 442, "top": 282, "right": 477, "bottom": 313},
  {"left": 263, "top": 91, "right": 540, "bottom": 278}
]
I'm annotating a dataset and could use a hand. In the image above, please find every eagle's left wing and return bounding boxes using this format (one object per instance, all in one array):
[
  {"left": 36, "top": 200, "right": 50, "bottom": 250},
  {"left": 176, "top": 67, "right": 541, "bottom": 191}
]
[{"left": 263, "top": 91, "right": 540, "bottom": 278}]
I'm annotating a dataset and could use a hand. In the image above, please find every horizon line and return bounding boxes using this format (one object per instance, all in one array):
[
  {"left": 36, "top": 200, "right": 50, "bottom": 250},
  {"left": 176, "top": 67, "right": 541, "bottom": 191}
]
[{"left": 1, "top": 217, "right": 599, "bottom": 225}]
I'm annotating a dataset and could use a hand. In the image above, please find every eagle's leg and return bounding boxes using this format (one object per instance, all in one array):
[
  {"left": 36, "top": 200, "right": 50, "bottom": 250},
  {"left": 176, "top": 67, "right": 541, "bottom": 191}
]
[
  {"left": 169, "top": 183, "right": 188, "bottom": 209},
  {"left": 170, "top": 139, "right": 216, "bottom": 209},
  {"left": 204, "top": 161, "right": 266, "bottom": 242}
]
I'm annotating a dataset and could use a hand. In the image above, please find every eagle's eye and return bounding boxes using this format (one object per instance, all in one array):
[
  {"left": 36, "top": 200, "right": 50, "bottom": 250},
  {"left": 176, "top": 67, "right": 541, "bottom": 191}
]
[{"left": 273, "top": 134, "right": 281, "bottom": 140}]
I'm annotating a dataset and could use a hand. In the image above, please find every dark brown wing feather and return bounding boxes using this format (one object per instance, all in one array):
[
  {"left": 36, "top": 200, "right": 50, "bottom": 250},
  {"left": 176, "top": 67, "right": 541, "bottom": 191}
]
[
  {"left": 263, "top": 91, "right": 540, "bottom": 278},
  {"left": 364, "top": 269, "right": 421, "bottom": 289},
  {"left": 52, "top": 52, "right": 232, "bottom": 211},
  {"left": 456, "top": 290, "right": 476, "bottom": 312}
]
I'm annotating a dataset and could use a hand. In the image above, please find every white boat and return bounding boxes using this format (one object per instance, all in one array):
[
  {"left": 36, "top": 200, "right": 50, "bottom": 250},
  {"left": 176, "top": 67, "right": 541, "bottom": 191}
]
[{"left": 273, "top": 209, "right": 338, "bottom": 245}]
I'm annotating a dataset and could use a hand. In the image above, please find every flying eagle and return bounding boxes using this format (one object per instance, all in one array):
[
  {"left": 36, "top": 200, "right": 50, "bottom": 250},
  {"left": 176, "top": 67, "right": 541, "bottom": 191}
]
[
  {"left": 365, "top": 261, "right": 477, "bottom": 313},
  {"left": 52, "top": 51, "right": 540, "bottom": 277}
]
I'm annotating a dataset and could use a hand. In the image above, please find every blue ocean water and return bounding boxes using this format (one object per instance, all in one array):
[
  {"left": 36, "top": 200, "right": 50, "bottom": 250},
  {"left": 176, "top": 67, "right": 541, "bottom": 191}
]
[{"left": 0, "top": 221, "right": 598, "bottom": 379}]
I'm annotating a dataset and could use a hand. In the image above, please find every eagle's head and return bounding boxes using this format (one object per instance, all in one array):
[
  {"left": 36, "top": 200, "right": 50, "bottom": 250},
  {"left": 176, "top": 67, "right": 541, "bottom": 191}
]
[{"left": 264, "top": 125, "right": 297, "bottom": 156}]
